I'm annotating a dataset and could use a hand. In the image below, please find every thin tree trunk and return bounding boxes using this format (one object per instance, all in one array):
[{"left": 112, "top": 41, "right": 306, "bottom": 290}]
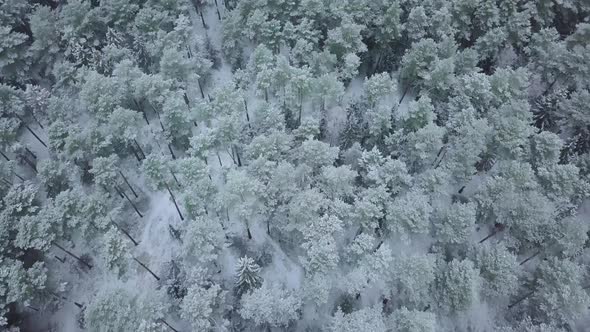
[
  {"left": 110, "top": 219, "right": 139, "bottom": 246},
  {"left": 133, "top": 140, "right": 146, "bottom": 159},
  {"left": 130, "top": 145, "right": 142, "bottom": 162},
  {"left": 508, "top": 290, "right": 535, "bottom": 309},
  {"left": 171, "top": 170, "right": 181, "bottom": 187},
  {"left": 54, "top": 255, "right": 65, "bottom": 263},
  {"left": 243, "top": 99, "right": 252, "bottom": 132},
  {"left": 166, "top": 184, "right": 184, "bottom": 221},
  {"left": 53, "top": 243, "right": 93, "bottom": 269},
  {"left": 183, "top": 92, "right": 190, "bottom": 106},
  {"left": 13, "top": 171, "right": 24, "bottom": 182},
  {"left": 519, "top": 249, "right": 542, "bottom": 266},
  {"left": 197, "top": 78, "right": 205, "bottom": 99},
  {"left": 16, "top": 115, "right": 47, "bottom": 148},
  {"left": 0, "top": 151, "right": 9, "bottom": 161},
  {"left": 30, "top": 112, "right": 44, "bottom": 129},
  {"left": 479, "top": 230, "right": 498, "bottom": 244},
  {"left": 1, "top": 177, "right": 12, "bottom": 186},
  {"left": 213, "top": 0, "right": 221, "bottom": 20},
  {"left": 398, "top": 86, "right": 410, "bottom": 105},
  {"left": 168, "top": 144, "right": 176, "bottom": 160},
  {"left": 115, "top": 186, "right": 143, "bottom": 218},
  {"left": 234, "top": 145, "right": 242, "bottom": 167},
  {"left": 119, "top": 171, "right": 138, "bottom": 198},
  {"left": 22, "top": 156, "right": 38, "bottom": 173},
  {"left": 133, "top": 257, "right": 160, "bottom": 281},
  {"left": 25, "top": 147, "right": 36, "bottom": 159},
  {"left": 108, "top": 184, "right": 124, "bottom": 198},
  {"left": 199, "top": 7, "right": 207, "bottom": 29},
  {"left": 159, "top": 319, "right": 180, "bottom": 332},
  {"left": 216, "top": 151, "right": 223, "bottom": 167},
  {"left": 227, "top": 147, "right": 236, "bottom": 165}
]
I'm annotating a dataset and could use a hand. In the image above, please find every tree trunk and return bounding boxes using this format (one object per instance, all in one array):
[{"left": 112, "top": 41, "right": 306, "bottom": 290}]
[
  {"left": 30, "top": 112, "right": 44, "bottom": 129},
  {"left": 234, "top": 145, "right": 242, "bottom": 167},
  {"left": 13, "top": 171, "right": 24, "bottom": 182},
  {"left": 168, "top": 144, "right": 176, "bottom": 160},
  {"left": 519, "top": 249, "right": 541, "bottom": 266},
  {"left": 398, "top": 85, "right": 410, "bottom": 105},
  {"left": 110, "top": 219, "right": 139, "bottom": 246},
  {"left": 130, "top": 145, "right": 142, "bottom": 162},
  {"left": 213, "top": 0, "right": 221, "bottom": 20},
  {"left": 53, "top": 243, "right": 93, "bottom": 269},
  {"left": 166, "top": 184, "right": 184, "bottom": 221},
  {"left": 133, "top": 140, "right": 146, "bottom": 159},
  {"left": 479, "top": 230, "right": 498, "bottom": 243},
  {"left": 16, "top": 115, "right": 47, "bottom": 148},
  {"left": 243, "top": 99, "right": 253, "bottom": 132},
  {"left": 199, "top": 7, "right": 207, "bottom": 29},
  {"left": 216, "top": 151, "right": 223, "bottom": 167},
  {"left": 197, "top": 78, "right": 205, "bottom": 99},
  {"left": 171, "top": 170, "right": 181, "bottom": 187},
  {"left": 159, "top": 319, "right": 180, "bottom": 332},
  {"left": 1, "top": 177, "right": 12, "bottom": 186},
  {"left": 25, "top": 147, "right": 36, "bottom": 159},
  {"left": 133, "top": 257, "right": 160, "bottom": 281},
  {"left": 119, "top": 171, "right": 138, "bottom": 198},
  {"left": 508, "top": 290, "right": 535, "bottom": 309},
  {"left": 115, "top": 186, "right": 143, "bottom": 218},
  {"left": 0, "top": 151, "right": 9, "bottom": 161},
  {"left": 22, "top": 156, "right": 38, "bottom": 173}
]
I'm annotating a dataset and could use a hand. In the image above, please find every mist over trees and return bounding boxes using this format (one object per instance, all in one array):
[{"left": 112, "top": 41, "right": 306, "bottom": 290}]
[{"left": 1, "top": 0, "right": 590, "bottom": 331}]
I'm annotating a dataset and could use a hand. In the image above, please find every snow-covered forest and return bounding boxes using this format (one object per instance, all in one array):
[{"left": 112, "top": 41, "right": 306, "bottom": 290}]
[{"left": 1, "top": 0, "right": 590, "bottom": 331}]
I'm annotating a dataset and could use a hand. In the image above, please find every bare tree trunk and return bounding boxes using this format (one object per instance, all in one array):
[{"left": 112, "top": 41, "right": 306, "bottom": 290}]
[
  {"left": 22, "top": 156, "right": 38, "bottom": 173},
  {"left": 130, "top": 146, "right": 142, "bottom": 162},
  {"left": 234, "top": 145, "right": 242, "bottom": 167},
  {"left": 16, "top": 115, "right": 47, "bottom": 148},
  {"left": 168, "top": 144, "right": 176, "bottom": 160},
  {"left": 133, "top": 257, "right": 160, "bottom": 281},
  {"left": 13, "top": 171, "right": 24, "bottom": 182},
  {"left": 25, "top": 147, "right": 36, "bottom": 159},
  {"left": 171, "top": 170, "right": 181, "bottom": 187},
  {"left": 197, "top": 78, "right": 205, "bottom": 99},
  {"left": 158, "top": 319, "right": 179, "bottom": 332},
  {"left": 110, "top": 218, "right": 139, "bottom": 246},
  {"left": 115, "top": 186, "right": 143, "bottom": 218},
  {"left": 519, "top": 250, "right": 542, "bottom": 266},
  {"left": 398, "top": 85, "right": 410, "bottom": 105},
  {"left": 166, "top": 184, "right": 184, "bottom": 221},
  {"left": 508, "top": 290, "right": 535, "bottom": 309},
  {"left": 216, "top": 150, "right": 223, "bottom": 167},
  {"left": 213, "top": 0, "right": 221, "bottom": 20},
  {"left": 199, "top": 7, "right": 207, "bottom": 29},
  {"left": 119, "top": 171, "right": 138, "bottom": 198},
  {"left": 53, "top": 243, "right": 93, "bottom": 269},
  {"left": 0, "top": 151, "right": 9, "bottom": 161},
  {"left": 479, "top": 230, "right": 498, "bottom": 243},
  {"left": 133, "top": 140, "right": 146, "bottom": 159}
]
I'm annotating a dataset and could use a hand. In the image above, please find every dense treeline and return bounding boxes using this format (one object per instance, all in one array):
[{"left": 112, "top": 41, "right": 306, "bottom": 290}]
[{"left": 1, "top": 0, "right": 589, "bottom": 331}]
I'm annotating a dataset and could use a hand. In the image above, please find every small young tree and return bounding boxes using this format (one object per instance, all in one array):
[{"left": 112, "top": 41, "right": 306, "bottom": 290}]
[{"left": 235, "top": 256, "right": 262, "bottom": 295}]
